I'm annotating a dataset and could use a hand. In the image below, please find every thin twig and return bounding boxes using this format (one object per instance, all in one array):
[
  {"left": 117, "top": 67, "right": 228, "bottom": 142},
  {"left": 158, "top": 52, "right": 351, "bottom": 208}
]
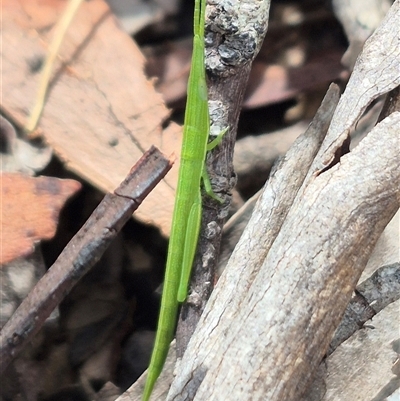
[{"left": 0, "top": 146, "right": 173, "bottom": 373}]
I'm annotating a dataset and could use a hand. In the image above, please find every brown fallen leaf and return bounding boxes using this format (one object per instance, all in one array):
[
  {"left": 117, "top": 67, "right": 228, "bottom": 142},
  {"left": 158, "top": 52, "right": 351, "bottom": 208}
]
[
  {"left": 0, "top": 173, "right": 81, "bottom": 264},
  {"left": 2, "top": 0, "right": 181, "bottom": 236},
  {"left": 243, "top": 50, "right": 345, "bottom": 109}
]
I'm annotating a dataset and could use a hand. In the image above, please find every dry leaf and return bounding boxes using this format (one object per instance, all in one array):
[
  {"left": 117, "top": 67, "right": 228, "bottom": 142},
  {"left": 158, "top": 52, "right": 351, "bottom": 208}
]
[
  {"left": 244, "top": 50, "right": 345, "bottom": 109},
  {"left": 1, "top": 0, "right": 181, "bottom": 236},
  {"left": 0, "top": 173, "right": 81, "bottom": 264}
]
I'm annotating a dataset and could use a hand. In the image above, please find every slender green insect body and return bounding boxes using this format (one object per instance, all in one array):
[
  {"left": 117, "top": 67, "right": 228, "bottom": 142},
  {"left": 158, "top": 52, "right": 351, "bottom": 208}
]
[{"left": 142, "top": 0, "right": 223, "bottom": 399}]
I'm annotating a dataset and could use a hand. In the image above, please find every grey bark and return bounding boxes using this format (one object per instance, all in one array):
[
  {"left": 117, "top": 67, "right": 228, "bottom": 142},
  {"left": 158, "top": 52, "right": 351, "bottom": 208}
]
[
  {"left": 176, "top": 0, "right": 272, "bottom": 356},
  {"left": 168, "top": 2, "right": 400, "bottom": 400}
]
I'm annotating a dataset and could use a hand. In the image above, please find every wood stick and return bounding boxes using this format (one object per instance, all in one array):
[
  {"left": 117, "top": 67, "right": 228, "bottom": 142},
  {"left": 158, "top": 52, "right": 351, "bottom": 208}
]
[{"left": 0, "top": 146, "right": 173, "bottom": 374}]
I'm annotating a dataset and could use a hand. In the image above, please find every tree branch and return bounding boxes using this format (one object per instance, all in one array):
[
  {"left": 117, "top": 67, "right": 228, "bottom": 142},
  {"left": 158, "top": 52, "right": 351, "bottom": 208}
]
[
  {"left": 168, "top": 2, "right": 400, "bottom": 399},
  {"left": 177, "top": 0, "right": 272, "bottom": 355},
  {"left": 0, "top": 146, "right": 173, "bottom": 374}
]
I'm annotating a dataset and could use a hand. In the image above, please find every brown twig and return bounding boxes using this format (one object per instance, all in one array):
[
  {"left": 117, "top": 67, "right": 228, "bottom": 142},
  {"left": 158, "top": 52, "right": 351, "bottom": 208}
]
[
  {"left": 176, "top": 0, "right": 272, "bottom": 358},
  {"left": 0, "top": 146, "right": 173, "bottom": 374}
]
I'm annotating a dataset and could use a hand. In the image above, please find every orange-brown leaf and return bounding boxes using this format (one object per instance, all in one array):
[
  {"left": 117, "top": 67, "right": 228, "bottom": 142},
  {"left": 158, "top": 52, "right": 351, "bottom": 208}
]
[{"left": 0, "top": 173, "right": 81, "bottom": 265}]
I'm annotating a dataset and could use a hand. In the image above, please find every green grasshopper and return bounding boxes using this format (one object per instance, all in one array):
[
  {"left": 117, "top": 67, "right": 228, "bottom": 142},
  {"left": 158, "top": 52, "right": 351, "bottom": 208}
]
[{"left": 142, "top": 0, "right": 227, "bottom": 399}]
